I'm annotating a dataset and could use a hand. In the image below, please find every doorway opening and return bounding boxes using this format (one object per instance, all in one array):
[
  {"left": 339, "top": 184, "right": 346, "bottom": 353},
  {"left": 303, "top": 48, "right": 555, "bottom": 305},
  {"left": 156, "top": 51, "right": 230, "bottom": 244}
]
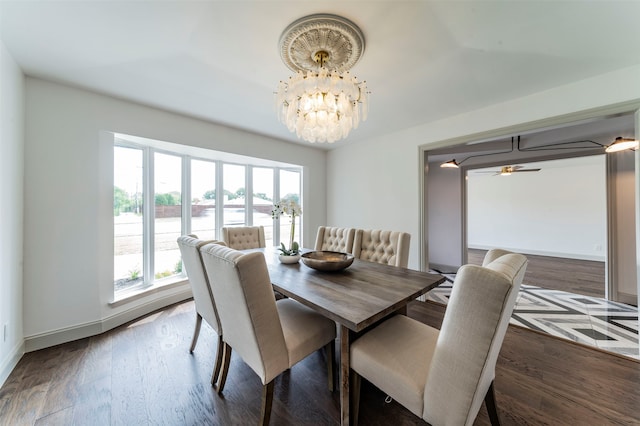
[
  {"left": 466, "top": 155, "right": 607, "bottom": 299},
  {"left": 421, "top": 112, "right": 639, "bottom": 359}
]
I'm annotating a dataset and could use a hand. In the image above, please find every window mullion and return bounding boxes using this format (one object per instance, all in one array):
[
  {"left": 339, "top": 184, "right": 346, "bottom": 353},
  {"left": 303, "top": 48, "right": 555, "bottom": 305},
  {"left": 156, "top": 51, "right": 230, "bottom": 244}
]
[
  {"left": 182, "top": 156, "right": 191, "bottom": 236},
  {"left": 247, "top": 166, "right": 253, "bottom": 226},
  {"left": 273, "top": 167, "right": 281, "bottom": 246},
  {"left": 215, "top": 160, "right": 224, "bottom": 240},
  {"left": 144, "top": 147, "right": 154, "bottom": 285}
]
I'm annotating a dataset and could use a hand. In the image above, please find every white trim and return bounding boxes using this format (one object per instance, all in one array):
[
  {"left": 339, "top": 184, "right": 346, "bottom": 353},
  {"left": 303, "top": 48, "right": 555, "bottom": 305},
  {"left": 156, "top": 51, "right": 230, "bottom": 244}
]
[
  {"left": 25, "top": 287, "right": 193, "bottom": 352},
  {"left": 112, "top": 278, "right": 188, "bottom": 305},
  {"left": 102, "top": 287, "right": 192, "bottom": 332},
  {"left": 0, "top": 340, "right": 25, "bottom": 388},
  {"left": 606, "top": 153, "right": 615, "bottom": 301}
]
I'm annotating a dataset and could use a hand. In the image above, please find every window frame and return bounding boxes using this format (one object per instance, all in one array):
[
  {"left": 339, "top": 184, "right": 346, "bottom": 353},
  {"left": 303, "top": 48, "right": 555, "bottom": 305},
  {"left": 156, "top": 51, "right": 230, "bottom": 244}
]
[{"left": 113, "top": 136, "right": 302, "bottom": 299}]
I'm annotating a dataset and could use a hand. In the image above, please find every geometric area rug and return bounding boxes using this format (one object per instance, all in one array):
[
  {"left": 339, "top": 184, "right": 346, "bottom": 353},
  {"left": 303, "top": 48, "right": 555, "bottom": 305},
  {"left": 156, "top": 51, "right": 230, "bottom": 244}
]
[{"left": 425, "top": 273, "right": 639, "bottom": 360}]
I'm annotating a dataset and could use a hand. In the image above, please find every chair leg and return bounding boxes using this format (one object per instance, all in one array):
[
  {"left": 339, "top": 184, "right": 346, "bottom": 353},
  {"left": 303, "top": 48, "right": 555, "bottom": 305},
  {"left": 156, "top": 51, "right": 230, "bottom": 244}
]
[
  {"left": 260, "top": 380, "right": 275, "bottom": 426},
  {"left": 210, "top": 334, "right": 224, "bottom": 386},
  {"left": 326, "top": 340, "right": 335, "bottom": 392},
  {"left": 217, "top": 342, "right": 232, "bottom": 394},
  {"left": 189, "top": 313, "right": 203, "bottom": 353},
  {"left": 350, "top": 370, "right": 361, "bottom": 426},
  {"left": 484, "top": 381, "right": 500, "bottom": 426}
]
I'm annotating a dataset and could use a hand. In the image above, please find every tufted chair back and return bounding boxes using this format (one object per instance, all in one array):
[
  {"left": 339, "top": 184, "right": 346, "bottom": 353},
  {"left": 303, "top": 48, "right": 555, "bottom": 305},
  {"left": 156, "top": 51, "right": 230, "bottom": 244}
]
[
  {"left": 482, "top": 248, "right": 514, "bottom": 266},
  {"left": 352, "top": 229, "right": 411, "bottom": 268},
  {"left": 200, "top": 244, "right": 288, "bottom": 384},
  {"left": 422, "top": 251, "right": 527, "bottom": 425},
  {"left": 177, "top": 235, "right": 228, "bottom": 385},
  {"left": 221, "top": 226, "right": 266, "bottom": 250},
  {"left": 177, "top": 235, "right": 225, "bottom": 335},
  {"left": 314, "top": 226, "right": 355, "bottom": 253}
]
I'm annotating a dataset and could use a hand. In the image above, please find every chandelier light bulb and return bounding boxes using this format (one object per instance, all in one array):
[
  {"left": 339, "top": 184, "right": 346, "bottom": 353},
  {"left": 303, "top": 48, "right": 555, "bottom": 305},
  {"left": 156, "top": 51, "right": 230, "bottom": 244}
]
[{"left": 276, "top": 68, "right": 368, "bottom": 143}]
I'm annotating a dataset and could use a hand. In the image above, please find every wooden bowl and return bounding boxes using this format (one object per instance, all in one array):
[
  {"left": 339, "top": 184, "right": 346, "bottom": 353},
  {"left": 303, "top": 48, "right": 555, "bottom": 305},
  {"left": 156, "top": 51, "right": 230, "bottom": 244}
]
[{"left": 301, "top": 251, "right": 355, "bottom": 272}]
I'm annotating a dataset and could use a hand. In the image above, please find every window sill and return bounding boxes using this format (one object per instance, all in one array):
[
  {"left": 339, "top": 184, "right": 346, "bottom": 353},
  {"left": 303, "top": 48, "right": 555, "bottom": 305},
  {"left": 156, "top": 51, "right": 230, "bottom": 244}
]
[{"left": 110, "top": 277, "right": 190, "bottom": 308}]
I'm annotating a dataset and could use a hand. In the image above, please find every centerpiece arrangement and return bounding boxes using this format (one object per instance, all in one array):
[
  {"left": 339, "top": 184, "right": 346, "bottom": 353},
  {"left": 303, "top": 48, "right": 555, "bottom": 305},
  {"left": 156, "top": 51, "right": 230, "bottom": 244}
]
[{"left": 271, "top": 198, "right": 302, "bottom": 263}]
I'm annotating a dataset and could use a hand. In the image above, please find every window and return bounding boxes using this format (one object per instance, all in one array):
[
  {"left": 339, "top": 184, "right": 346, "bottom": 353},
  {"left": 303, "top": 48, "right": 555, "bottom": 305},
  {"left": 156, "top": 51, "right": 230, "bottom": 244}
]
[
  {"left": 278, "top": 169, "right": 302, "bottom": 248},
  {"left": 113, "top": 146, "right": 144, "bottom": 292},
  {"left": 223, "top": 164, "right": 246, "bottom": 226},
  {"left": 153, "top": 152, "right": 182, "bottom": 281},
  {"left": 191, "top": 159, "right": 216, "bottom": 241},
  {"left": 253, "top": 168, "right": 274, "bottom": 246},
  {"left": 113, "top": 135, "right": 302, "bottom": 298}
]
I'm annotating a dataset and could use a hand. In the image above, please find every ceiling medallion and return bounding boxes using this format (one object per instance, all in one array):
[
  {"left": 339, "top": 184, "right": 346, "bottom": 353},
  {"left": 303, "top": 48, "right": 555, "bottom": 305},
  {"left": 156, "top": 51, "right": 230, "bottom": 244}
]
[{"left": 275, "top": 14, "right": 369, "bottom": 144}]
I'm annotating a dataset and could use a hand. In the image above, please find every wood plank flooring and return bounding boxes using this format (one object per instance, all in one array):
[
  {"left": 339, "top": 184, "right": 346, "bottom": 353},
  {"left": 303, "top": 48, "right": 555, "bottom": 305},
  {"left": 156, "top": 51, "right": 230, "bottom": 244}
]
[
  {"left": 2, "top": 299, "right": 639, "bottom": 425},
  {"left": 468, "top": 248, "right": 606, "bottom": 299}
]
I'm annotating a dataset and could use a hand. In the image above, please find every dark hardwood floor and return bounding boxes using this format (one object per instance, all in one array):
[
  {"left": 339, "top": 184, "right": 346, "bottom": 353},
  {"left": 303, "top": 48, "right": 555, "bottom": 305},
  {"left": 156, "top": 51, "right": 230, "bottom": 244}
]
[
  {"left": 2, "top": 299, "right": 639, "bottom": 425},
  {"left": 468, "top": 248, "right": 607, "bottom": 299}
]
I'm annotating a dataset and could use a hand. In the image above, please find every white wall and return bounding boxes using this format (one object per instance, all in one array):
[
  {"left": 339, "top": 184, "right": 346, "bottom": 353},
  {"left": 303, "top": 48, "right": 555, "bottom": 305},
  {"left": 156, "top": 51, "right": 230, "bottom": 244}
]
[
  {"left": 23, "top": 78, "right": 327, "bottom": 351},
  {"left": 328, "top": 64, "right": 640, "bottom": 271},
  {"left": 0, "top": 41, "right": 25, "bottom": 386},
  {"left": 467, "top": 156, "right": 607, "bottom": 261},
  {"left": 326, "top": 134, "right": 421, "bottom": 267}
]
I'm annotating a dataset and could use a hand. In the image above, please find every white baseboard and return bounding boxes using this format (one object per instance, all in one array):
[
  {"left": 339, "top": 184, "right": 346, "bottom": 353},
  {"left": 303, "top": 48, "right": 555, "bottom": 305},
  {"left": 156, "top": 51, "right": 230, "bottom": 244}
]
[
  {"left": 468, "top": 245, "right": 606, "bottom": 262},
  {"left": 24, "top": 287, "right": 193, "bottom": 353},
  {"left": 101, "top": 287, "right": 193, "bottom": 333},
  {"left": 0, "top": 340, "right": 25, "bottom": 388}
]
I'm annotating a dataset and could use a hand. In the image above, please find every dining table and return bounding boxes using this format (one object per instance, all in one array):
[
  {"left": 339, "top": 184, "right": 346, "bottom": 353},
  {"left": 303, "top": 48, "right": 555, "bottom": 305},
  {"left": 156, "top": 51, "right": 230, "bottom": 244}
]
[{"left": 252, "top": 247, "right": 446, "bottom": 426}]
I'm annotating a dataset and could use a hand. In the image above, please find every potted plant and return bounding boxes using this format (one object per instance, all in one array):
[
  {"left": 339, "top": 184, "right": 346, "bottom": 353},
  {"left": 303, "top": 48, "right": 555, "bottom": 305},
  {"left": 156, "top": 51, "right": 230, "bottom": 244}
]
[{"left": 271, "top": 198, "right": 302, "bottom": 263}]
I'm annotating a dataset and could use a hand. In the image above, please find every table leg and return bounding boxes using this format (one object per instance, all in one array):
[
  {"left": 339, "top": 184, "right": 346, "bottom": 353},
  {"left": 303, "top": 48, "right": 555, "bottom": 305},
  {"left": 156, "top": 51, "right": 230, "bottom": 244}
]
[{"left": 340, "top": 325, "right": 350, "bottom": 426}]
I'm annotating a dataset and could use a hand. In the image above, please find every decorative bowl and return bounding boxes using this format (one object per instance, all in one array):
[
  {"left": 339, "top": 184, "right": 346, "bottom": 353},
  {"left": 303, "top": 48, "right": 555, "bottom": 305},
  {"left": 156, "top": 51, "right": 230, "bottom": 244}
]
[
  {"left": 279, "top": 253, "right": 301, "bottom": 264},
  {"left": 301, "top": 251, "right": 355, "bottom": 272}
]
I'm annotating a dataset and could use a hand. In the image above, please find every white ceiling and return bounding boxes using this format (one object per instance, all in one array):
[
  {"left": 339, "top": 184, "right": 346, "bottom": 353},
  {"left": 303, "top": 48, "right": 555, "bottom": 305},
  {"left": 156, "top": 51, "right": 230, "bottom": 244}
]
[{"left": 2, "top": 1, "right": 640, "bottom": 149}]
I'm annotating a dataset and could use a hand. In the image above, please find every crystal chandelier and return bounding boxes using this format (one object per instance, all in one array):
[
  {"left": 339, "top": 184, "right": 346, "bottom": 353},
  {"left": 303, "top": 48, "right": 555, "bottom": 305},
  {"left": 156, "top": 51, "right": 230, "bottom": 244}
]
[{"left": 275, "top": 14, "right": 369, "bottom": 144}]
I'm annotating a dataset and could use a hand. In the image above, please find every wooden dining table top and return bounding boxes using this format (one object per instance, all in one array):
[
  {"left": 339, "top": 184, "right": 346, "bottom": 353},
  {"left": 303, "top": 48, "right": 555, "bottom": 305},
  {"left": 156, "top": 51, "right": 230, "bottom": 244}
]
[{"left": 254, "top": 247, "right": 446, "bottom": 332}]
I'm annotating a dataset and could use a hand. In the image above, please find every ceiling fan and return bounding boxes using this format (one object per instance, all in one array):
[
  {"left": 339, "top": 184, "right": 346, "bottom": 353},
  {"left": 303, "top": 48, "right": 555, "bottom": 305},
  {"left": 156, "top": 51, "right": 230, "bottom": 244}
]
[{"left": 477, "top": 165, "right": 541, "bottom": 176}]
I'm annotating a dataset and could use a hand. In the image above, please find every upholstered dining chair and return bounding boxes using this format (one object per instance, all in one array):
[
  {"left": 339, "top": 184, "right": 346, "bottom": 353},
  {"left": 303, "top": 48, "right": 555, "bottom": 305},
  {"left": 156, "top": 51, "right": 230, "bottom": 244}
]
[
  {"left": 314, "top": 226, "right": 356, "bottom": 253},
  {"left": 352, "top": 229, "right": 411, "bottom": 268},
  {"left": 176, "top": 235, "right": 227, "bottom": 386},
  {"left": 199, "top": 243, "right": 337, "bottom": 425},
  {"left": 349, "top": 249, "right": 527, "bottom": 426},
  {"left": 221, "top": 225, "right": 266, "bottom": 250}
]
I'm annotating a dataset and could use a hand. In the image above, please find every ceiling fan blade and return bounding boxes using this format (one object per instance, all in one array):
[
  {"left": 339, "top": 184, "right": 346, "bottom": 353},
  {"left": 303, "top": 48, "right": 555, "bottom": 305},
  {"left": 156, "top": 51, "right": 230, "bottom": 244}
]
[{"left": 513, "top": 168, "right": 541, "bottom": 172}]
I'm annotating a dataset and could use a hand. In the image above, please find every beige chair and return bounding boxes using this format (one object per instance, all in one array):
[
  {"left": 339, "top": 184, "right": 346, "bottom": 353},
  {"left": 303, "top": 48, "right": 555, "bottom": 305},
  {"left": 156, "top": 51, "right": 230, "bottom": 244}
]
[
  {"left": 199, "top": 243, "right": 337, "bottom": 425},
  {"left": 482, "top": 248, "right": 514, "bottom": 266},
  {"left": 176, "top": 235, "right": 227, "bottom": 386},
  {"left": 350, "top": 249, "right": 527, "bottom": 426},
  {"left": 314, "top": 226, "right": 356, "bottom": 253},
  {"left": 221, "top": 225, "right": 266, "bottom": 250},
  {"left": 352, "top": 229, "right": 411, "bottom": 268}
]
